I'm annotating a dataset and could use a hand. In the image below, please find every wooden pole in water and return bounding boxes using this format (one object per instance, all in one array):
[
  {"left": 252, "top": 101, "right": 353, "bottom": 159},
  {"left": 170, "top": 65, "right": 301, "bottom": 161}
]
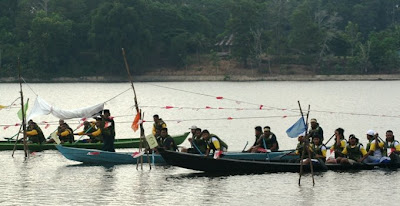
[
  {"left": 298, "top": 102, "right": 314, "bottom": 186},
  {"left": 17, "top": 57, "right": 29, "bottom": 158},
  {"left": 121, "top": 48, "right": 147, "bottom": 170},
  {"left": 11, "top": 125, "right": 23, "bottom": 157},
  {"left": 305, "top": 104, "right": 315, "bottom": 186}
]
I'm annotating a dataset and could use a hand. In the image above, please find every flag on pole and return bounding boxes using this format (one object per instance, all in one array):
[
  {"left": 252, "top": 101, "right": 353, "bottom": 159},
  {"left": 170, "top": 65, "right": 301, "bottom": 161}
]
[
  {"left": 145, "top": 134, "right": 158, "bottom": 149},
  {"left": 17, "top": 99, "right": 29, "bottom": 120},
  {"left": 131, "top": 112, "right": 140, "bottom": 132},
  {"left": 286, "top": 117, "right": 307, "bottom": 138}
]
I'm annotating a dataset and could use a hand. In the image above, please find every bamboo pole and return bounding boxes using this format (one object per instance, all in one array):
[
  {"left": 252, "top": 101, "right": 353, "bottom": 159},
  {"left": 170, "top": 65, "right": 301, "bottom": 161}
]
[
  {"left": 11, "top": 125, "right": 23, "bottom": 157},
  {"left": 298, "top": 101, "right": 314, "bottom": 186},
  {"left": 18, "top": 58, "right": 29, "bottom": 158},
  {"left": 121, "top": 48, "right": 147, "bottom": 170}
]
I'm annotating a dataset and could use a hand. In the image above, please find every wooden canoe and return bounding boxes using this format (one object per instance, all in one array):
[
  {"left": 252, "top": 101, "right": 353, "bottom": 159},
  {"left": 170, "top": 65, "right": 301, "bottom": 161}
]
[
  {"left": 159, "top": 149, "right": 400, "bottom": 174},
  {"left": 159, "top": 149, "right": 327, "bottom": 174},
  {"left": 0, "top": 132, "right": 189, "bottom": 151},
  {"left": 55, "top": 145, "right": 296, "bottom": 165}
]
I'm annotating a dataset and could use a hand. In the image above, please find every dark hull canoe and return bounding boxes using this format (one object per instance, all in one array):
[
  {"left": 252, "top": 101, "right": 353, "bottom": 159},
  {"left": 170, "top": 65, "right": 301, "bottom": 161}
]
[
  {"left": 159, "top": 149, "right": 327, "bottom": 174},
  {"left": 0, "top": 132, "right": 189, "bottom": 151},
  {"left": 56, "top": 145, "right": 296, "bottom": 165}
]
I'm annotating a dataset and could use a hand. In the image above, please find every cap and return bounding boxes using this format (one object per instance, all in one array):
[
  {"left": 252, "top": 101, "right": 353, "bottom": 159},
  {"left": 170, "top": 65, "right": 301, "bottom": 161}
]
[
  {"left": 366, "top": 130, "right": 375, "bottom": 136},
  {"left": 310, "top": 118, "right": 317, "bottom": 123},
  {"left": 349, "top": 134, "right": 358, "bottom": 139},
  {"left": 264, "top": 126, "right": 271, "bottom": 132},
  {"left": 189, "top": 125, "right": 198, "bottom": 130}
]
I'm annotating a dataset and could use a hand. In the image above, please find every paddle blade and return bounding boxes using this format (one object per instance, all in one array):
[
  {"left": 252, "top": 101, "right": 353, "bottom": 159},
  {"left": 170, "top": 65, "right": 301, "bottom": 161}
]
[
  {"left": 51, "top": 131, "right": 61, "bottom": 144},
  {"left": 213, "top": 150, "right": 223, "bottom": 159}
]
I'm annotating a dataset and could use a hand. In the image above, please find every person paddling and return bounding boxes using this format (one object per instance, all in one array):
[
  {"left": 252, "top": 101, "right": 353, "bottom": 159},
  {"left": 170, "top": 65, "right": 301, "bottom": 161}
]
[
  {"left": 381, "top": 130, "right": 400, "bottom": 163},
  {"left": 339, "top": 134, "right": 367, "bottom": 164},
  {"left": 251, "top": 126, "right": 279, "bottom": 152},
  {"left": 361, "top": 130, "right": 384, "bottom": 163},
  {"left": 202, "top": 130, "right": 228, "bottom": 158},
  {"left": 25, "top": 120, "right": 46, "bottom": 144},
  {"left": 326, "top": 128, "right": 347, "bottom": 164},
  {"left": 302, "top": 135, "right": 327, "bottom": 165},
  {"left": 246, "top": 126, "right": 263, "bottom": 152}
]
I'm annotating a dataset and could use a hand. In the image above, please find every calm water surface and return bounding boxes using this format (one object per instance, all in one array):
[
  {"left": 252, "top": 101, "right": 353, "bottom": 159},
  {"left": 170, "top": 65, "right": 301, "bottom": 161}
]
[{"left": 1, "top": 81, "right": 400, "bottom": 205}]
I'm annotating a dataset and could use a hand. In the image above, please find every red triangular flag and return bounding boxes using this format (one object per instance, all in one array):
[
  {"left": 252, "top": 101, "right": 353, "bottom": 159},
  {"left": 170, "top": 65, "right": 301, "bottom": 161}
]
[{"left": 131, "top": 113, "right": 140, "bottom": 132}]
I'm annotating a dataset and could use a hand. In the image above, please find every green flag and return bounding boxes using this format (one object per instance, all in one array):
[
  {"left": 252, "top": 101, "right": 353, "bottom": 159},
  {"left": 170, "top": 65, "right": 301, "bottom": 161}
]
[{"left": 17, "top": 99, "right": 29, "bottom": 120}]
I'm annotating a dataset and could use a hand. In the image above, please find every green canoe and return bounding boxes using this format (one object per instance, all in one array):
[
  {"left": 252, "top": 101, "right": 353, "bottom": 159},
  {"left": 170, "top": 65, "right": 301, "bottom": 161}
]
[{"left": 0, "top": 132, "right": 189, "bottom": 151}]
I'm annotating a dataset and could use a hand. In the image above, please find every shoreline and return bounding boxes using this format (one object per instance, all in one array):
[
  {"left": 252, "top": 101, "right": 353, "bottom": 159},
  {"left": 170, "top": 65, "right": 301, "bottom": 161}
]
[{"left": 1, "top": 74, "right": 400, "bottom": 83}]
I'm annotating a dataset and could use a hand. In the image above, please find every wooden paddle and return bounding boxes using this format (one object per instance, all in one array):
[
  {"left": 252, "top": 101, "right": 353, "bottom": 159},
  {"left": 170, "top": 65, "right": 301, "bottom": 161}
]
[
  {"left": 324, "top": 134, "right": 336, "bottom": 146},
  {"left": 241, "top": 141, "right": 248, "bottom": 152}
]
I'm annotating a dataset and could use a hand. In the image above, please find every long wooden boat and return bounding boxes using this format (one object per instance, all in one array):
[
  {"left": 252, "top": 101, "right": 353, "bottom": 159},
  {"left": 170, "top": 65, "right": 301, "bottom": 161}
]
[
  {"left": 160, "top": 149, "right": 400, "bottom": 173},
  {"left": 0, "top": 132, "right": 189, "bottom": 151},
  {"left": 55, "top": 145, "right": 296, "bottom": 165},
  {"left": 159, "top": 149, "right": 327, "bottom": 174}
]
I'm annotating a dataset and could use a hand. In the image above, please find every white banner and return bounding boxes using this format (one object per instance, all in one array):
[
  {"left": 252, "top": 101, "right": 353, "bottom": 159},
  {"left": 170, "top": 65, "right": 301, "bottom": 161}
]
[{"left": 27, "top": 96, "right": 104, "bottom": 120}]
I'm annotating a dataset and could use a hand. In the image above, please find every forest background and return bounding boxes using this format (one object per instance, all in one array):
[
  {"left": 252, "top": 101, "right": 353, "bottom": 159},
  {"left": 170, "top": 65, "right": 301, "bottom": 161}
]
[{"left": 0, "top": 0, "right": 400, "bottom": 79}]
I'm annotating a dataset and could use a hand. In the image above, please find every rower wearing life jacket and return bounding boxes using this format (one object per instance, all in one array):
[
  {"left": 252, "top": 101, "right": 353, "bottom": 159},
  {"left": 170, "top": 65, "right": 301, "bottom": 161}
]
[
  {"left": 309, "top": 118, "right": 324, "bottom": 143},
  {"left": 85, "top": 118, "right": 104, "bottom": 145},
  {"left": 202, "top": 129, "right": 228, "bottom": 158},
  {"left": 57, "top": 123, "right": 74, "bottom": 143},
  {"left": 326, "top": 128, "right": 347, "bottom": 164},
  {"left": 246, "top": 126, "right": 263, "bottom": 152},
  {"left": 251, "top": 126, "right": 279, "bottom": 153},
  {"left": 381, "top": 130, "right": 400, "bottom": 163},
  {"left": 302, "top": 135, "right": 327, "bottom": 165},
  {"left": 158, "top": 127, "right": 178, "bottom": 151},
  {"left": 362, "top": 130, "right": 384, "bottom": 163},
  {"left": 339, "top": 134, "right": 367, "bottom": 165},
  {"left": 152, "top": 114, "right": 167, "bottom": 136},
  {"left": 292, "top": 133, "right": 309, "bottom": 161},
  {"left": 26, "top": 120, "right": 46, "bottom": 144},
  {"left": 74, "top": 121, "right": 99, "bottom": 143}
]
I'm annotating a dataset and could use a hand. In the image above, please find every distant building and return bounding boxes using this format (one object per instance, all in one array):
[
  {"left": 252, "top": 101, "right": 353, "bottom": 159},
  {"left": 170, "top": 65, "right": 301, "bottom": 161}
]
[{"left": 214, "top": 34, "right": 234, "bottom": 57}]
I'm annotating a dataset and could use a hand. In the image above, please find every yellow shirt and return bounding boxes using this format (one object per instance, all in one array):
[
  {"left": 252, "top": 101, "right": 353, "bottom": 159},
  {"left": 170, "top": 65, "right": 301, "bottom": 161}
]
[
  {"left": 58, "top": 130, "right": 71, "bottom": 137},
  {"left": 207, "top": 137, "right": 221, "bottom": 150},
  {"left": 91, "top": 128, "right": 102, "bottom": 137},
  {"left": 331, "top": 139, "right": 346, "bottom": 150},
  {"left": 26, "top": 129, "right": 38, "bottom": 136},
  {"left": 369, "top": 140, "right": 384, "bottom": 151}
]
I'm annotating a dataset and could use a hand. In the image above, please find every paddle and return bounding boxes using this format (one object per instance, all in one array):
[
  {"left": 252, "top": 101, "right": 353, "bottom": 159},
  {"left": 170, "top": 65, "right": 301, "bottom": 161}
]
[
  {"left": 72, "top": 124, "right": 95, "bottom": 145},
  {"left": 191, "top": 140, "right": 203, "bottom": 155},
  {"left": 241, "top": 141, "right": 248, "bottom": 152},
  {"left": 323, "top": 134, "right": 335, "bottom": 146},
  {"left": 269, "top": 149, "right": 296, "bottom": 161}
]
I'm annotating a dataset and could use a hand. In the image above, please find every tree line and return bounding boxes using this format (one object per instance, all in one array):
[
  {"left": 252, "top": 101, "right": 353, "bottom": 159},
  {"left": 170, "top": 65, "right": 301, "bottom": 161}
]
[{"left": 0, "top": 0, "right": 400, "bottom": 78}]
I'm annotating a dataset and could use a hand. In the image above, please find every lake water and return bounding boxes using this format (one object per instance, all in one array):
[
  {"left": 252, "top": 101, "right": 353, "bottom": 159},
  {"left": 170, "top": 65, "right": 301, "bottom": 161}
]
[{"left": 1, "top": 81, "right": 400, "bottom": 205}]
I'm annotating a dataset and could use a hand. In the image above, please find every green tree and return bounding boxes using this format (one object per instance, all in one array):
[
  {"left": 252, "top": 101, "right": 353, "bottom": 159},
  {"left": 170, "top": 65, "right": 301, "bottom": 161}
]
[{"left": 27, "top": 11, "right": 73, "bottom": 76}]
